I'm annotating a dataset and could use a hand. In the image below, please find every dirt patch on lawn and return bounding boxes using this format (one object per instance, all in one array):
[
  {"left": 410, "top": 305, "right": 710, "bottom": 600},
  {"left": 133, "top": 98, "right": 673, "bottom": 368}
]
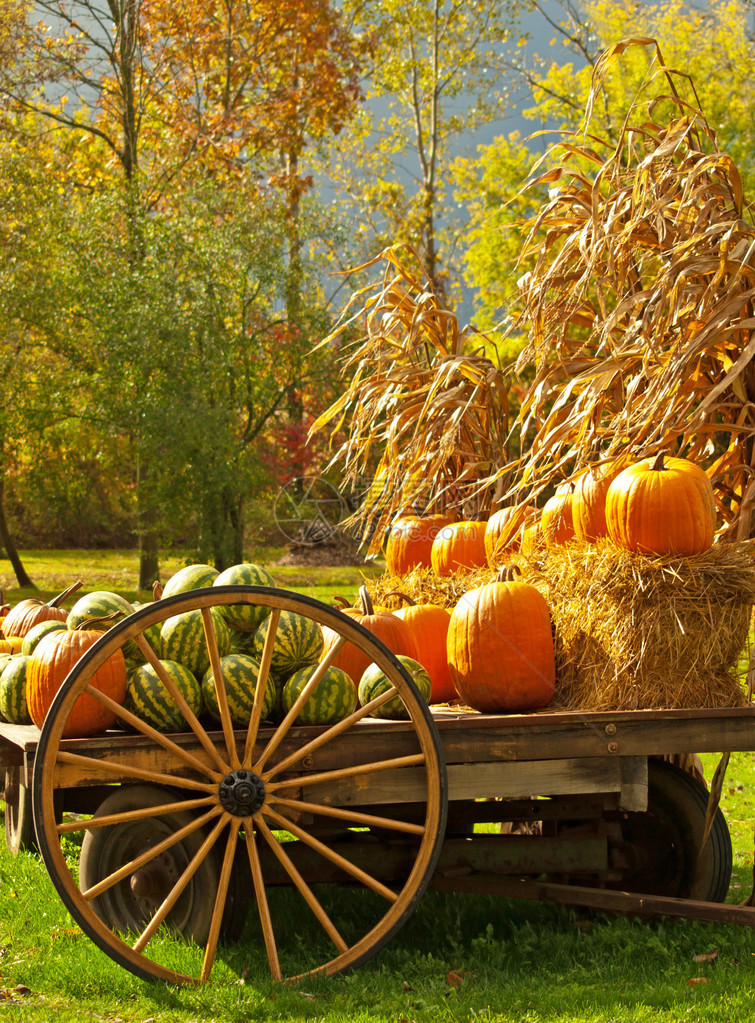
[{"left": 273, "top": 529, "right": 372, "bottom": 567}]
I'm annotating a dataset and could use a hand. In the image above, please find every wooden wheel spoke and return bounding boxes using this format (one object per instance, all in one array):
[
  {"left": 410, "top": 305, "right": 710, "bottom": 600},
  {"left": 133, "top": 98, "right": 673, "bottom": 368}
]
[
  {"left": 200, "top": 819, "right": 241, "bottom": 983},
  {"left": 262, "top": 805, "right": 398, "bottom": 903},
  {"left": 265, "top": 752, "right": 425, "bottom": 794},
  {"left": 268, "top": 795, "right": 426, "bottom": 836},
  {"left": 253, "top": 636, "right": 346, "bottom": 775},
  {"left": 83, "top": 684, "right": 225, "bottom": 782},
  {"left": 245, "top": 823, "right": 282, "bottom": 981},
  {"left": 81, "top": 806, "right": 223, "bottom": 901},
  {"left": 132, "top": 813, "right": 229, "bottom": 954},
  {"left": 263, "top": 684, "right": 406, "bottom": 781},
  {"left": 201, "top": 607, "right": 240, "bottom": 771},
  {"left": 243, "top": 609, "right": 280, "bottom": 767},
  {"left": 56, "top": 796, "right": 216, "bottom": 835},
  {"left": 54, "top": 750, "right": 218, "bottom": 794},
  {"left": 134, "top": 633, "right": 228, "bottom": 773},
  {"left": 254, "top": 813, "right": 348, "bottom": 953}
]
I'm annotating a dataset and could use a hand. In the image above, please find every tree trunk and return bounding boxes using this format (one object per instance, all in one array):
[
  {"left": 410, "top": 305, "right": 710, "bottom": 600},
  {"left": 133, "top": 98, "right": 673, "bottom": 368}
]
[{"left": 0, "top": 477, "right": 35, "bottom": 589}]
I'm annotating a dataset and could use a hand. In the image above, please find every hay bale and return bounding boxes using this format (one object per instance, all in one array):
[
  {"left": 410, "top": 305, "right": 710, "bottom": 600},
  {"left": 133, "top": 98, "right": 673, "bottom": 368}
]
[
  {"left": 372, "top": 541, "right": 755, "bottom": 712},
  {"left": 537, "top": 539, "right": 755, "bottom": 711}
]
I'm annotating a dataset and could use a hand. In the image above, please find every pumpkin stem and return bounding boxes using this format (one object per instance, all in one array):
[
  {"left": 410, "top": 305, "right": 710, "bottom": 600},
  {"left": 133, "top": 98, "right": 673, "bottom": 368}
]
[
  {"left": 48, "top": 580, "right": 84, "bottom": 609},
  {"left": 496, "top": 565, "right": 523, "bottom": 583},
  {"left": 651, "top": 451, "right": 667, "bottom": 472},
  {"left": 74, "top": 611, "right": 123, "bottom": 631},
  {"left": 332, "top": 595, "right": 352, "bottom": 608},
  {"left": 152, "top": 580, "right": 164, "bottom": 601},
  {"left": 382, "top": 591, "right": 415, "bottom": 607},
  {"left": 358, "top": 585, "right": 375, "bottom": 615}
]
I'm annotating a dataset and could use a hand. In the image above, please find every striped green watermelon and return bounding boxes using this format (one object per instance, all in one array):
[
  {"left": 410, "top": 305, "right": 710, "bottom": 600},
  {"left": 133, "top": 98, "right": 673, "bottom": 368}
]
[
  {"left": 251, "top": 611, "right": 324, "bottom": 677},
  {"left": 66, "top": 590, "right": 140, "bottom": 661},
  {"left": 162, "top": 563, "right": 218, "bottom": 599},
  {"left": 228, "top": 627, "right": 258, "bottom": 656},
  {"left": 125, "top": 659, "right": 202, "bottom": 732},
  {"left": 0, "top": 654, "right": 32, "bottom": 725},
  {"left": 213, "top": 562, "right": 275, "bottom": 632},
  {"left": 201, "top": 653, "right": 274, "bottom": 726},
  {"left": 358, "top": 655, "right": 431, "bottom": 720},
  {"left": 160, "top": 607, "right": 230, "bottom": 679},
  {"left": 21, "top": 619, "right": 68, "bottom": 655},
  {"left": 281, "top": 664, "right": 357, "bottom": 725}
]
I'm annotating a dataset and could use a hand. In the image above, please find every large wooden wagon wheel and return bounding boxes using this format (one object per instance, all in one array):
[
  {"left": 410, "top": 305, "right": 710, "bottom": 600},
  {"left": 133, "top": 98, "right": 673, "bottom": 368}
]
[{"left": 31, "top": 586, "right": 447, "bottom": 985}]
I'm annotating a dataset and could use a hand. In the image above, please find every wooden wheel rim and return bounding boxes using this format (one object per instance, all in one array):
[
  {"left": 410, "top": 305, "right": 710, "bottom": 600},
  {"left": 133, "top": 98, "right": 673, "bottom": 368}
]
[{"left": 32, "top": 585, "right": 448, "bottom": 984}]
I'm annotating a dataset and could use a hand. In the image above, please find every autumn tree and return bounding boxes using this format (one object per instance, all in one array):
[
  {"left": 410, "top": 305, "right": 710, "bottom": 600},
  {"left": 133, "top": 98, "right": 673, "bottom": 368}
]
[{"left": 0, "top": 0, "right": 364, "bottom": 579}]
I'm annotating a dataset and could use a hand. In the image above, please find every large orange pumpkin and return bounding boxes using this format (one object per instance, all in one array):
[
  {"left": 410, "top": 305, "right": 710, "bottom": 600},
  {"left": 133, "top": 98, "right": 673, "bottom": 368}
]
[
  {"left": 387, "top": 592, "right": 456, "bottom": 703},
  {"left": 604, "top": 452, "right": 717, "bottom": 556},
  {"left": 385, "top": 513, "right": 454, "bottom": 576},
  {"left": 446, "top": 566, "right": 555, "bottom": 713},
  {"left": 2, "top": 581, "right": 83, "bottom": 638},
  {"left": 430, "top": 521, "right": 487, "bottom": 576},
  {"left": 321, "top": 585, "right": 420, "bottom": 685},
  {"left": 27, "top": 627, "right": 127, "bottom": 737}
]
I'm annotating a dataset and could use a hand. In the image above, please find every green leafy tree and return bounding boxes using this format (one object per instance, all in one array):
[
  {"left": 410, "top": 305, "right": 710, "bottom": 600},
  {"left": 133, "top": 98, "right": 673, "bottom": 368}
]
[{"left": 327, "top": 0, "right": 521, "bottom": 305}]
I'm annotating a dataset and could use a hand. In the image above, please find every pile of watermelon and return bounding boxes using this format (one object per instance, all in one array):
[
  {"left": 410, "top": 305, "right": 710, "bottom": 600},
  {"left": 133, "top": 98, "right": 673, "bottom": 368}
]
[
  {"left": 0, "top": 562, "right": 363, "bottom": 734},
  {"left": 0, "top": 567, "right": 437, "bottom": 737}
]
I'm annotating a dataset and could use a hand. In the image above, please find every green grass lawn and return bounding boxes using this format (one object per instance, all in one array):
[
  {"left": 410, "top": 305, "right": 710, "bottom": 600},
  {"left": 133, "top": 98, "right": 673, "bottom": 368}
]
[
  {"left": 1, "top": 755, "right": 754, "bottom": 1023},
  {"left": 1, "top": 550, "right": 754, "bottom": 1020},
  {"left": 0, "top": 547, "right": 385, "bottom": 606}
]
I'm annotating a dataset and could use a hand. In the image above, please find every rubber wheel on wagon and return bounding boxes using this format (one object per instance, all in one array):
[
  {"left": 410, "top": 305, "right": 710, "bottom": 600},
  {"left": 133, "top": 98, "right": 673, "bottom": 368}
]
[
  {"left": 31, "top": 585, "right": 447, "bottom": 985},
  {"left": 609, "top": 758, "right": 732, "bottom": 902}
]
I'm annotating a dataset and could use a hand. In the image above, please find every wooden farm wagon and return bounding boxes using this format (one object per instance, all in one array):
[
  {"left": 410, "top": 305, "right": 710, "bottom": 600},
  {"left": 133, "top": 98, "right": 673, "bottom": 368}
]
[{"left": 1, "top": 585, "right": 753, "bottom": 985}]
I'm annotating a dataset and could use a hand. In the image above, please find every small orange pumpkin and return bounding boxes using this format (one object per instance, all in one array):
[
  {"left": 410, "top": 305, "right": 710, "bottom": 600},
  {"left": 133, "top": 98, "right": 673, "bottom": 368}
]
[
  {"left": 446, "top": 566, "right": 555, "bottom": 713},
  {"left": 385, "top": 513, "right": 455, "bottom": 576},
  {"left": 541, "top": 484, "right": 577, "bottom": 546},
  {"left": 484, "top": 504, "right": 535, "bottom": 568},
  {"left": 571, "top": 461, "right": 623, "bottom": 543},
  {"left": 385, "top": 592, "right": 456, "bottom": 703},
  {"left": 321, "top": 585, "right": 420, "bottom": 685},
  {"left": 604, "top": 451, "right": 717, "bottom": 556},
  {"left": 430, "top": 521, "right": 487, "bottom": 576},
  {"left": 26, "top": 626, "right": 127, "bottom": 737},
  {"left": 2, "top": 581, "right": 83, "bottom": 638}
]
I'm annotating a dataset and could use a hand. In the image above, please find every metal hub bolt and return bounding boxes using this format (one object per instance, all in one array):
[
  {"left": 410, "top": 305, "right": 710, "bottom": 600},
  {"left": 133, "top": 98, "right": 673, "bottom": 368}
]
[{"left": 218, "top": 769, "right": 266, "bottom": 816}]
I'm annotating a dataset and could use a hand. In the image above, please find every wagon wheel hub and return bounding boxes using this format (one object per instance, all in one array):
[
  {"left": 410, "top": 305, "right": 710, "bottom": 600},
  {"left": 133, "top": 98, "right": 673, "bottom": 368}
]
[{"left": 218, "top": 769, "right": 266, "bottom": 816}]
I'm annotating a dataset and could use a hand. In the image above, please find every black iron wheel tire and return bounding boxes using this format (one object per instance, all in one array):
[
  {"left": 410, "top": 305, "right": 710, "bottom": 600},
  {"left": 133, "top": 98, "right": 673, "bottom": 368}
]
[
  {"left": 80, "top": 784, "right": 248, "bottom": 944},
  {"left": 610, "top": 758, "right": 732, "bottom": 902}
]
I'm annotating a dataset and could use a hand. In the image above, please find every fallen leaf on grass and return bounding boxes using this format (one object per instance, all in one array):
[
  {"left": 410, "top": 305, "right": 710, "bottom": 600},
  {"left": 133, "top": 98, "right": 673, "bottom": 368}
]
[
  {"left": 693, "top": 949, "right": 718, "bottom": 963},
  {"left": 15, "top": 985, "right": 31, "bottom": 996},
  {"left": 402, "top": 980, "right": 414, "bottom": 991},
  {"left": 446, "top": 970, "right": 471, "bottom": 988},
  {"left": 688, "top": 977, "right": 709, "bottom": 986}
]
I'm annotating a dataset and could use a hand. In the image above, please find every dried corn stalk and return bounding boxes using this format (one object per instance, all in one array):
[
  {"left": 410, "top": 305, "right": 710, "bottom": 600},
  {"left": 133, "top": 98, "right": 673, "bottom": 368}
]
[
  {"left": 311, "top": 247, "right": 510, "bottom": 554},
  {"left": 493, "top": 37, "right": 755, "bottom": 537}
]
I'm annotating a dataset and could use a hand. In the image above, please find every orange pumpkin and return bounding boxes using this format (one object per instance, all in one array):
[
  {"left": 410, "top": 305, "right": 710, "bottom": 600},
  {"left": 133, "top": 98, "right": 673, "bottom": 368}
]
[
  {"left": 430, "top": 521, "right": 487, "bottom": 576},
  {"left": 2, "top": 581, "right": 83, "bottom": 638},
  {"left": 384, "top": 513, "right": 454, "bottom": 576},
  {"left": 321, "top": 585, "right": 420, "bottom": 685},
  {"left": 387, "top": 593, "right": 456, "bottom": 703},
  {"left": 571, "top": 462, "right": 623, "bottom": 543},
  {"left": 484, "top": 504, "right": 535, "bottom": 568},
  {"left": 446, "top": 566, "right": 555, "bottom": 713},
  {"left": 604, "top": 451, "right": 717, "bottom": 557},
  {"left": 26, "top": 627, "right": 127, "bottom": 737},
  {"left": 541, "top": 484, "right": 576, "bottom": 546}
]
